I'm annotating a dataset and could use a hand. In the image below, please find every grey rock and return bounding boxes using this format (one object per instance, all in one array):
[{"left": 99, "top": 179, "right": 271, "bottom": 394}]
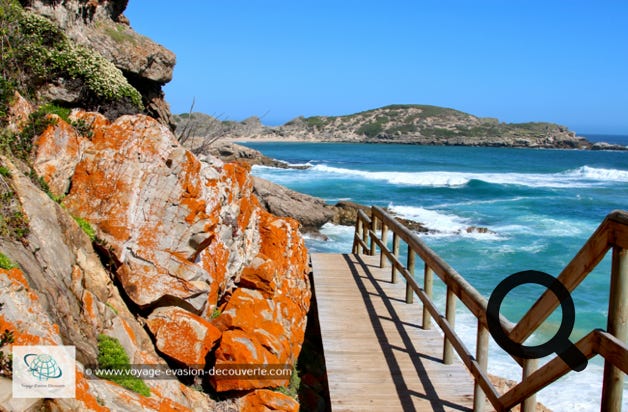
[{"left": 253, "top": 177, "right": 335, "bottom": 230}]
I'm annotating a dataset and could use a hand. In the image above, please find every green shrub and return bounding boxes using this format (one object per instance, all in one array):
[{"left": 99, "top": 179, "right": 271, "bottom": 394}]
[
  {"left": 356, "top": 122, "right": 383, "bottom": 138},
  {"left": 73, "top": 216, "right": 96, "bottom": 241},
  {"left": 275, "top": 365, "right": 300, "bottom": 399},
  {"left": 209, "top": 308, "right": 221, "bottom": 319},
  {"left": 304, "top": 116, "right": 326, "bottom": 130},
  {"left": 0, "top": 1, "right": 143, "bottom": 109},
  {"left": 0, "top": 252, "right": 17, "bottom": 270},
  {"left": 0, "top": 77, "right": 16, "bottom": 124},
  {"left": 0, "top": 185, "right": 30, "bottom": 240},
  {"left": 39, "top": 103, "right": 71, "bottom": 123},
  {"left": 96, "top": 334, "right": 150, "bottom": 397}
]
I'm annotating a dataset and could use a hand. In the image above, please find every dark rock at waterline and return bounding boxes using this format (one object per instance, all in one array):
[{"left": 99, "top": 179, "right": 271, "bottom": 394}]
[
  {"left": 330, "top": 201, "right": 371, "bottom": 226},
  {"left": 253, "top": 177, "right": 335, "bottom": 231}
]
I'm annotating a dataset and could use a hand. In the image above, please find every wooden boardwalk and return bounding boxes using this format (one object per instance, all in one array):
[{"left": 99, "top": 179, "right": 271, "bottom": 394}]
[{"left": 311, "top": 253, "right": 477, "bottom": 412}]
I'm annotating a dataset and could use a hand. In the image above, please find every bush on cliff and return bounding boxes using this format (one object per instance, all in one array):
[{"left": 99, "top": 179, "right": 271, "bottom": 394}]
[
  {"left": 96, "top": 334, "right": 151, "bottom": 397},
  {"left": 0, "top": 252, "right": 17, "bottom": 270},
  {"left": 0, "top": 0, "right": 142, "bottom": 109}
]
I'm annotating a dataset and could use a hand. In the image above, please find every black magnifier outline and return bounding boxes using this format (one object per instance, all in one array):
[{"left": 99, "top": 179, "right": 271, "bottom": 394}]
[{"left": 486, "top": 270, "right": 588, "bottom": 372}]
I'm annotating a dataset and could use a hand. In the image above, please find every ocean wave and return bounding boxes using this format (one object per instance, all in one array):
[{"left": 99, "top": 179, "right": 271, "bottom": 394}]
[
  {"left": 388, "top": 204, "right": 502, "bottom": 239},
  {"left": 285, "top": 161, "right": 314, "bottom": 168},
  {"left": 563, "top": 165, "right": 628, "bottom": 181},
  {"left": 388, "top": 205, "right": 470, "bottom": 232},
  {"left": 308, "top": 164, "right": 628, "bottom": 188},
  {"left": 311, "top": 165, "right": 470, "bottom": 186}
]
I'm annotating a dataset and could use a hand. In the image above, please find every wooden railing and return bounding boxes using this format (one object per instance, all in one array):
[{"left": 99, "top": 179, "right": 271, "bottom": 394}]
[{"left": 352, "top": 207, "right": 628, "bottom": 412}]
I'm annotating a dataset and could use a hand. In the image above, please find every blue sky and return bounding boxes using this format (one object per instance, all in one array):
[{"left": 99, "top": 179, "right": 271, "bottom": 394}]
[{"left": 125, "top": 1, "right": 628, "bottom": 134}]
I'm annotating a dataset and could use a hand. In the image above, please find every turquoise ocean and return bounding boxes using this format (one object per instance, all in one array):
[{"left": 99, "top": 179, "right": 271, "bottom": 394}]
[{"left": 243, "top": 138, "right": 628, "bottom": 411}]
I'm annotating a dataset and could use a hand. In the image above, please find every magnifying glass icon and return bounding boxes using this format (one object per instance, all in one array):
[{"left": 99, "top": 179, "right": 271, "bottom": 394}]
[{"left": 486, "top": 270, "right": 588, "bottom": 372}]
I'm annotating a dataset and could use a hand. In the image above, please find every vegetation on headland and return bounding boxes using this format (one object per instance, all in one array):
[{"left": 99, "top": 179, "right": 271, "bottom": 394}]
[
  {"left": 292, "top": 104, "right": 585, "bottom": 147},
  {"left": 174, "top": 104, "right": 623, "bottom": 150}
]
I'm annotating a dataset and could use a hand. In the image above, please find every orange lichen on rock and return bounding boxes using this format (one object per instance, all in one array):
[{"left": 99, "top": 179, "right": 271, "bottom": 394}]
[
  {"left": 81, "top": 290, "right": 99, "bottom": 325},
  {"left": 198, "top": 241, "right": 230, "bottom": 308},
  {"left": 29, "top": 108, "right": 312, "bottom": 406},
  {"left": 6, "top": 91, "right": 33, "bottom": 133},
  {"left": 239, "top": 258, "right": 278, "bottom": 297},
  {"left": 75, "top": 371, "right": 109, "bottom": 412},
  {"left": 2, "top": 267, "right": 29, "bottom": 289},
  {"left": 239, "top": 389, "right": 299, "bottom": 412},
  {"left": 146, "top": 307, "right": 221, "bottom": 367},
  {"left": 213, "top": 285, "right": 307, "bottom": 391},
  {"left": 0, "top": 268, "right": 59, "bottom": 346}
]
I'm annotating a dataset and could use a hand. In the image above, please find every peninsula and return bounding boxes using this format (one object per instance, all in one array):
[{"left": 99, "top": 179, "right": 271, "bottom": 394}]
[{"left": 174, "top": 105, "right": 626, "bottom": 150}]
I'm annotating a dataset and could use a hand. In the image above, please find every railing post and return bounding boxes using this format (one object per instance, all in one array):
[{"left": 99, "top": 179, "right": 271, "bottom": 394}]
[
  {"left": 380, "top": 223, "right": 389, "bottom": 268},
  {"left": 361, "top": 218, "right": 369, "bottom": 255},
  {"left": 422, "top": 264, "right": 433, "bottom": 330},
  {"left": 369, "top": 215, "right": 377, "bottom": 256},
  {"left": 443, "top": 286, "right": 456, "bottom": 364},
  {"left": 473, "top": 323, "right": 489, "bottom": 412},
  {"left": 406, "top": 246, "right": 415, "bottom": 304},
  {"left": 521, "top": 359, "right": 538, "bottom": 412},
  {"left": 391, "top": 233, "right": 400, "bottom": 283},
  {"left": 353, "top": 215, "right": 362, "bottom": 254},
  {"left": 602, "top": 246, "right": 627, "bottom": 412}
]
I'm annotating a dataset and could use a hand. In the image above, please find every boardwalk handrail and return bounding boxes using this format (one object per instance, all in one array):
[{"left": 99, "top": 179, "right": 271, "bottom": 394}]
[{"left": 352, "top": 207, "right": 628, "bottom": 412}]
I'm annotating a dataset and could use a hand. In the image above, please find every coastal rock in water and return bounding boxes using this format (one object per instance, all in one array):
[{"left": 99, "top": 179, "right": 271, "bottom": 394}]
[
  {"left": 254, "top": 176, "right": 335, "bottom": 231},
  {"left": 330, "top": 201, "right": 371, "bottom": 226},
  {"left": 463, "top": 226, "right": 495, "bottom": 235},
  {"left": 591, "top": 141, "right": 628, "bottom": 151},
  {"left": 207, "top": 141, "right": 293, "bottom": 168},
  {"left": 146, "top": 306, "right": 222, "bottom": 367}
]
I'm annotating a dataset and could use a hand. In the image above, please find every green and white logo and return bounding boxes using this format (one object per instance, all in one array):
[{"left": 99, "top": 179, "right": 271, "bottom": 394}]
[
  {"left": 23, "top": 353, "right": 63, "bottom": 381},
  {"left": 13, "top": 345, "right": 75, "bottom": 398}
]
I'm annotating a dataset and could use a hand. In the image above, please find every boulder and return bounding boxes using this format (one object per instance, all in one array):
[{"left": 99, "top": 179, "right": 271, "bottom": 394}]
[
  {"left": 211, "top": 210, "right": 310, "bottom": 392},
  {"left": 239, "top": 389, "right": 299, "bottom": 412},
  {"left": 0, "top": 266, "right": 217, "bottom": 411},
  {"left": 0, "top": 155, "right": 219, "bottom": 410},
  {"left": 253, "top": 177, "right": 335, "bottom": 231},
  {"left": 32, "top": 110, "right": 311, "bottom": 400},
  {"left": 330, "top": 200, "right": 371, "bottom": 226},
  {"left": 146, "top": 306, "right": 221, "bottom": 367},
  {"left": 207, "top": 141, "right": 292, "bottom": 168}
]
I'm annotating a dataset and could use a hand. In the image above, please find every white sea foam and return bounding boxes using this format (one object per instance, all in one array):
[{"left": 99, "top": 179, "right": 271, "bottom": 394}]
[
  {"left": 308, "top": 164, "right": 628, "bottom": 188},
  {"left": 388, "top": 205, "right": 470, "bottom": 232},
  {"left": 565, "top": 165, "right": 628, "bottom": 181},
  {"left": 311, "top": 165, "right": 470, "bottom": 186},
  {"left": 387, "top": 204, "right": 502, "bottom": 239}
]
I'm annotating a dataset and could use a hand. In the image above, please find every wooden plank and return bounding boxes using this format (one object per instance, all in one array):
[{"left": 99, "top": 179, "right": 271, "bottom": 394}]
[{"left": 311, "top": 253, "right": 477, "bottom": 411}]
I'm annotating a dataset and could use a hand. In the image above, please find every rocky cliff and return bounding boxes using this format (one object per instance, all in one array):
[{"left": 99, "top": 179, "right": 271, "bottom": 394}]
[
  {"left": 1, "top": 96, "right": 309, "bottom": 411},
  {"left": 0, "top": 1, "right": 311, "bottom": 411},
  {"left": 174, "top": 105, "right": 623, "bottom": 149},
  {"left": 10, "top": 0, "right": 176, "bottom": 127}
]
